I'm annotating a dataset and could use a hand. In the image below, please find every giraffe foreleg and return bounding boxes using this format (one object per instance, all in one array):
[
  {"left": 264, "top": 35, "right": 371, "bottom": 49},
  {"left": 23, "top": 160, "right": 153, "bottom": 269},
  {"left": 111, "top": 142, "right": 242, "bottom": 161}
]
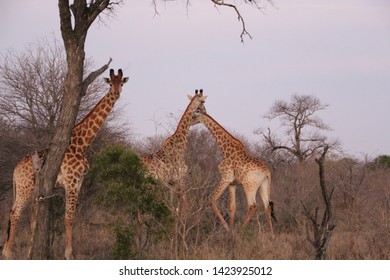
[{"left": 211, "top": 171, "right": 234, "bottom": 232}]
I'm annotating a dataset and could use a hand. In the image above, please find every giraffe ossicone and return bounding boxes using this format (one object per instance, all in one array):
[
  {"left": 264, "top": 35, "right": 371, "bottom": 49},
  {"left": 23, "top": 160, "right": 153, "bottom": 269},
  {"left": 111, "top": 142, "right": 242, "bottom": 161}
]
[{"left": 2, "top": 69, "right": 129, "bottom": 260}]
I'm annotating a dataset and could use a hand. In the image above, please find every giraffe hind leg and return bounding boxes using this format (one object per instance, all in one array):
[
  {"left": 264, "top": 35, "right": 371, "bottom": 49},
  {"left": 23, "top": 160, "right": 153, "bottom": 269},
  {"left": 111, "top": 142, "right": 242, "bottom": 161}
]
[
  {"left": 2, "top": 209, "right": 20, "bottom": 259},
  {"left": 259, "top": 178, "right": 275, "bottom": 236},
  {"left": 0, "top": 219, "right": 10, "bottom": 256},
  {"left": 240, "top": 178, "right": 260, "bottom": 230},
  {"left": 2, "top": 187, "right": 34, "bottom": 259},
  {"left": 228, "top": 185, "right": 237, "bottom": 229},
  {"left": 242, "top": 204, "right": 258, "bottom": 228}
]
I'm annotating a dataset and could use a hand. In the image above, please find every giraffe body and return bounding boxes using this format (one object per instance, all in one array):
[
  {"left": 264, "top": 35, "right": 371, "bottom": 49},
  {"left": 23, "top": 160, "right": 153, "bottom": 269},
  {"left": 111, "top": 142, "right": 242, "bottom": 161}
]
[
  {"left": 2, "top": 69, "right": 128, "bottom": 260},
  {"left": 191, "top": 112, "right": 275, "bottom": 235}
]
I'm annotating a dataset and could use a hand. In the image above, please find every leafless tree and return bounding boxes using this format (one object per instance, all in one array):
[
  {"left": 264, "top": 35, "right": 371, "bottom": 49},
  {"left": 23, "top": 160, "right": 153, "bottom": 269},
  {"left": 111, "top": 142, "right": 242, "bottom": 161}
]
[
  {"left": 0, "top": 118, "right": 19, "bottom": 197},
  {"left": 259, "top": 94, "right": 336, "bottom": 167},
  {"left": 0, "top": 37, "right": 106, "bottom": 150},
  {"left": 331, "top": 156, "right": 367, "bottom": 209}
]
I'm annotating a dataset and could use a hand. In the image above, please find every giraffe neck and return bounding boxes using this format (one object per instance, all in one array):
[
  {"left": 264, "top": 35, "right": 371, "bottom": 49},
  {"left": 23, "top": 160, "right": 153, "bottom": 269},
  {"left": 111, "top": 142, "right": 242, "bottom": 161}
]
[
  {"left": 159, "top": 97, "right": 199, "bottom": 156},
  {"left": 69, "top": 90, "right": 118, "bottom": 154},
  {"left": 200, "top": 113, "right": 245, "bottom": 157}
]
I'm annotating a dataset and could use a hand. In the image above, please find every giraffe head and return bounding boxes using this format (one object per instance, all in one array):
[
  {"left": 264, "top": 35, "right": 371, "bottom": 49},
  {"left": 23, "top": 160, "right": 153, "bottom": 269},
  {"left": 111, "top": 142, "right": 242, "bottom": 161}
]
[
  {"left": 190, "top": 89, "right": 207, "bottom": 126},
  {"left": 187, "top": 89, "right": 207, "bottom": 116},
  {"left": 104, "top": 69, "right": 129, "bottom": 96}
]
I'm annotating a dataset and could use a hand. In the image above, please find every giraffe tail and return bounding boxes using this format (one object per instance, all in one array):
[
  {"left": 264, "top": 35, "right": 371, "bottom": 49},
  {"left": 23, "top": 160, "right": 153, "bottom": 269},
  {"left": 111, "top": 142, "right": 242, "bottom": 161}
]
[
  {"left": 6, "top": 213, "right": 11, "bottom": 241},
  {"left": 269, "top": 201, "right": 277, "bottom": 223}
]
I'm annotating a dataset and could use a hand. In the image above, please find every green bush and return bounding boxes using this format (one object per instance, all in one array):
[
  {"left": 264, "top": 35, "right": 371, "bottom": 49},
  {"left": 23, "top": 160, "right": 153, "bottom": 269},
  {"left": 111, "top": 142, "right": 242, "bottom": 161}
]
[
  {"left": 372, "top": 155, "right": 390, "bottom": 169},
  {"left": 90, "top": 144, "right": 172, "bottom": 259},
  {"left": 111, "top": 222, "right": 137, "bottom": 260}
]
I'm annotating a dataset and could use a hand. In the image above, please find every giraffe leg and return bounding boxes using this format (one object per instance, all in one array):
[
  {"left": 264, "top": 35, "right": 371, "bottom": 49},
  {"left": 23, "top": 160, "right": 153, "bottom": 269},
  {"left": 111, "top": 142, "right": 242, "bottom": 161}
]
[
  {"left": 64, "top": 179, "right": 82, "bottom": 260},
  {"left": 2, "top": 176, "right": 35, "bottom": 259},
  {"left": 211, "top": 184, "right": 230, "bottom": 231},
  {"left": 2, "top": 209, "right": 18, "bottom": 259},
  {"left": 211, "top": 170, "right": 234, "bottom": 232},
  {"left": 242, "top": 204, "right": 258, "bottom": 228},
  {"left": 228, "top": 185, "right": 236, "bottom": 229},
  {"left": 2, "top": 195, "right": 31, "bottom": 259},
  {"left": 259, "top": 178, "right": 275, "bottom": 236},
  {"left": 241, "top": 178, "right": 259, "bottom": 229}
]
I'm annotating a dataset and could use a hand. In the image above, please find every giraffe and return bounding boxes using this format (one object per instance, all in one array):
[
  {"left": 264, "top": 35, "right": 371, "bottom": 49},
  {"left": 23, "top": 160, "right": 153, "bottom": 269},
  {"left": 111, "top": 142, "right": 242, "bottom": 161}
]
[
  {"left": 141, "top": 89, "right": 207, "bottom": 186},
  {"left": 2, "top": 69, "right": 129, "bottom": 260},
  {"left": 190, "top": 110, "right": 276, "bottom": 235},
  {"left": 141, "top": 89, "right": 207, "bottom": 258}
]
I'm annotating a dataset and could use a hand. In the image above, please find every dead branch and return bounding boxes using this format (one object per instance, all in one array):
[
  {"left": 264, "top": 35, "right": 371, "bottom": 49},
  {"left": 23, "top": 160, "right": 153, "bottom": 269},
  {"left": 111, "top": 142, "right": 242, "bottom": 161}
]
[
  {"left": 81, "top": 57, "right": 112, "bottom": 95},
  {"left": 211, "top": 0, "right": 252, "bottom": 42},
  {"left": 301, "top": 145, "right": 336, "bottom": 259}
]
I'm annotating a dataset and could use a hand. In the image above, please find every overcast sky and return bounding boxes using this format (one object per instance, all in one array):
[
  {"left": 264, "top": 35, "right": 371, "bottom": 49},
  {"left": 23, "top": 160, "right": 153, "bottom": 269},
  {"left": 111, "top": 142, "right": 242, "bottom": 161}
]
[{"left": 1, "top": 0, "right": 389, "bottom": 158}]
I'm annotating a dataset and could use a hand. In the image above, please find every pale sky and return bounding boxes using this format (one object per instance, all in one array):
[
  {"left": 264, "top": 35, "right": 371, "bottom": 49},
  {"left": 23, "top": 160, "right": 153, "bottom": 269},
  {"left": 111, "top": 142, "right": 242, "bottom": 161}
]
[{"left": 1, "top": 0, "right": 389, "bottom": 158}]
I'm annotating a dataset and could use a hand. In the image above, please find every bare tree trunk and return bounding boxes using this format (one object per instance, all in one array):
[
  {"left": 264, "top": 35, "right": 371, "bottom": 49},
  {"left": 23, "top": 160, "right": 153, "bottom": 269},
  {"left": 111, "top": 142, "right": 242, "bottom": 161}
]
[{"left": 302, "top": 145, "right": 336, "bottom": 260}]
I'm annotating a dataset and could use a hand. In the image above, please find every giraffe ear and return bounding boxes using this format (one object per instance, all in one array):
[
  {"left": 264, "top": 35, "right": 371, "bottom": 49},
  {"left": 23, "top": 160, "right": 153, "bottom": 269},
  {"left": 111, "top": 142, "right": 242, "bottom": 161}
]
[
  {"left": 187, "top": 95, "right": 193, "bottom": 100},
  {"left": 201, "top": 95, "right": 208, "bottom": 101},
  {"left": 104, "top": 78, "right": 111, "bottom": 84},
  {"left": 122, "top": 77, "right": 129, "bottom": 84}
]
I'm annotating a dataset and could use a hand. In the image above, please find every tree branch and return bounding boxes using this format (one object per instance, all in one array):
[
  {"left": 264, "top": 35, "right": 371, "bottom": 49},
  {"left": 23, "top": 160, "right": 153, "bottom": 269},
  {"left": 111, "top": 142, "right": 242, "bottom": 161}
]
[
  {"left": 81, "top": 57, "right": 112, "bottom": 95},
  {"left": 58, "top": 0, "right": 73, "bottom": 47},
  {"left": 315, "top": 145, "right": 333, "bottom": 223},
  {"left": 272, "top": 145, "right": 296, "bottom": 155},
  {"left": 210, "top": 0, "right": 252, "bottom": 42},
  {"left": 87, "top": 0, "right": 111, "bottom": 28}
]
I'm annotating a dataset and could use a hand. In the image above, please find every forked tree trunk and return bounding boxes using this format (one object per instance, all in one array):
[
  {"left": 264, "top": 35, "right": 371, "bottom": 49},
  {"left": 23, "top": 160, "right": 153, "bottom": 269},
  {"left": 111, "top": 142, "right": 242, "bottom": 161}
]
[{"left": 29, "top": 0, "right": 112, "bottom": 259}]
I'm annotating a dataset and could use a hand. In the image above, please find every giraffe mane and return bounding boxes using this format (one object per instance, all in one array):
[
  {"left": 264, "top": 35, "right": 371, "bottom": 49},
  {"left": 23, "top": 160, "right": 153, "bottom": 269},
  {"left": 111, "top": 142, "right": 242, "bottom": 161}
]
[
  {"left": 165, "top": 94, "right": 199, "bottom": 140},
  {"left": 73, "top": 96, "right": 106, "bottom": 131},
  {"left": 204, "top": 113, "right": 245, "bottom": 148}
]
